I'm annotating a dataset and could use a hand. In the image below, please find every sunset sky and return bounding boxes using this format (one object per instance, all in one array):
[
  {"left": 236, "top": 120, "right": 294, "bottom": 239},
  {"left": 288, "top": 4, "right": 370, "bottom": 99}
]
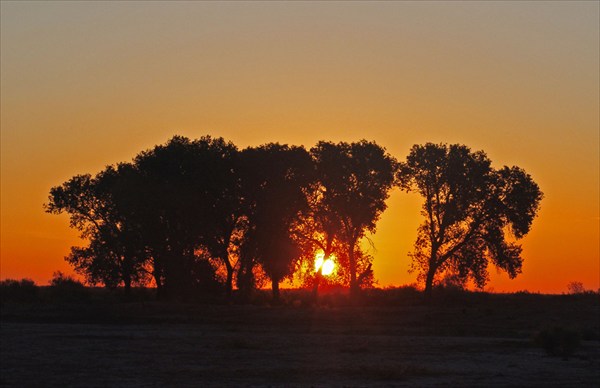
[{"left": 1, "top": 1, "right": 598, "bottom": 293}]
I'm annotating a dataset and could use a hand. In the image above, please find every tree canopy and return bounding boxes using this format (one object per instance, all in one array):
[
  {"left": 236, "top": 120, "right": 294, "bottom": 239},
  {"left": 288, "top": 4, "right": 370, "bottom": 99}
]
[
  {"left": 237, "top": 144, "right": 315, "bottom": 300},
  {"left": 398, "top": 143, "right": 543, "bottom": 297},
  {"left": 309, "top": 140, "right": 398, "bottom": 294},
  {"left": 46, "top": 136, "right": 542, "bottom": 301}
]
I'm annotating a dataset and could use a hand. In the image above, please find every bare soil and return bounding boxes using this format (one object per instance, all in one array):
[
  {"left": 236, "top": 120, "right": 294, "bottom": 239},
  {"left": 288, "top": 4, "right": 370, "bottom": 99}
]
[{"left": 1, "top": 293, "right": 599, "bottom": 387}]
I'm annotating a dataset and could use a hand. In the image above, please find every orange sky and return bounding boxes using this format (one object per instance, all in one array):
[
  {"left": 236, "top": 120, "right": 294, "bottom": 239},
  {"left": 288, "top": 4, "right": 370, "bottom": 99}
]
[{"left": 1, "top": 2, "right": 598, "bottom": 293}]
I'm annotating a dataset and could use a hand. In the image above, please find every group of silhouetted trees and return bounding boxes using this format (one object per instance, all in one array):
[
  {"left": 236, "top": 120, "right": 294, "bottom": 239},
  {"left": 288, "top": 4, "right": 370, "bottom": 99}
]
[{"left": 46, "top": 136, "right": 542, "bottom": 300}]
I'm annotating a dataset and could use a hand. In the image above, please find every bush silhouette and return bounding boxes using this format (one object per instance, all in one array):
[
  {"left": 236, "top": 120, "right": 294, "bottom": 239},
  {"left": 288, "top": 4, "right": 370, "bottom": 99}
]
[
  {"left": 566, "top": 281, "right": 586, "bottom": 295},
  {"left": 534, "top": 326, "right": 580, "bottom": 359},
  {"left": 48, "top": 272, "right": 90, "bottom": 303},
  {"left": 0, "top": 278, "right": 39, "bottom": 303}
]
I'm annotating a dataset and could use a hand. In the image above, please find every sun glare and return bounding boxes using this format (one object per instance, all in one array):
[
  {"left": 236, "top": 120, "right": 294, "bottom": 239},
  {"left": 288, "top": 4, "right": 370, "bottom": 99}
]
[{"left": 314, "top": 251, "right": 335, "bottom": 276}]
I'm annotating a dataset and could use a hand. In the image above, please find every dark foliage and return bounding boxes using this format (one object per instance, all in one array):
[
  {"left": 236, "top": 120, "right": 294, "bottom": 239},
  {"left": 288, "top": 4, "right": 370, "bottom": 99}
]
[
  {"left": 48, "top": 272, "right": 91, "bottom": 303},
  {"left": 130, "top": 136, "right": 240, "bottom": 299},
  {"left": 307, "top": 140, "right": 397, "bottom": 295},
  {"left": 534, "top": 326, "right": 581, "bottom": 358},
  {"left": 46, "top": 136, "right": 542, "bottom": 303},
  {"left": 398, "top": 143, "right": 543, "bottom": 297},
  {"left": 238, "top": 144, "right": 315, "bottom": 301},
  {"left": 0, "top": 278, "right": 40, "bottom": 303}
]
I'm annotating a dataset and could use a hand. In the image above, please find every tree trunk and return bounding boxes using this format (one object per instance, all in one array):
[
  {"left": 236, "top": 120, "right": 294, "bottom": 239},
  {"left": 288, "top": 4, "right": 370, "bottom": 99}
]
[
  {"left": 152, "top": 256, "right": 164, "bottom": 300},
  {"left": 348, "top": 245, "right": 359, "bottom": 297},
  {"left": 224, "top": 258, "right": 234, "bottom": 300},
  {"left": 120, "top": 254, "right": 133, "bottom": 298},
  {"left": 424, "top": 264, "right": 436, "bottom": 300},
  {"left": 312, "top": 272, "right": 322, "bottom": 302},
  {"left": 154, "top": 275, "right": 163, "bottom": 300},
  {"left": 237, "top": 259, "right": 255, "bottom": 303},
  {"left": 313, "top": 243, "right": 332, "bottom": 303},
  {"left": 271, "top": 279, "right": 280, "bottom": 303},
  {"left": 164, "top": 258, "right": 180, "bottom": 300},
  {"left": 123, "top": 275, "right": 132, "bottom": 296}
]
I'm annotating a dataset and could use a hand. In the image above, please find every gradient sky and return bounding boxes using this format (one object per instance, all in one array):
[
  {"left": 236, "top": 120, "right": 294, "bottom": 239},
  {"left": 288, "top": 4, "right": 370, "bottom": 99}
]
[{"left": 1, "top": 1, "right": 598, "bottom": 293}]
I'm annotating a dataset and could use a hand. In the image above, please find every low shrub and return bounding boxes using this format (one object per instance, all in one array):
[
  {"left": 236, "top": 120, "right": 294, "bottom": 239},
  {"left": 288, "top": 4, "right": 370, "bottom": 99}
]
[
  {"left": 363, "top": 285, "right": 422, "bottom": 306},
  {"left": 0, "top": 278, "right": 40, "bottom": 303},
  {"left": 534, "top": 326, "right": 580, "bottom": 358},
  {"left": 48, "top": 272, "right": 90, "bottom": 303}
]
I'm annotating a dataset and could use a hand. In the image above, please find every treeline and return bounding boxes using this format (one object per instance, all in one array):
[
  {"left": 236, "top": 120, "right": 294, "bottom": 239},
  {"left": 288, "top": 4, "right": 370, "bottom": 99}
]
[
  {"left": 46, "top": 136, "right": 396, "bottom": 301},
  {"left": 46, "top": 136, "right": 542, "bottom": 301}
]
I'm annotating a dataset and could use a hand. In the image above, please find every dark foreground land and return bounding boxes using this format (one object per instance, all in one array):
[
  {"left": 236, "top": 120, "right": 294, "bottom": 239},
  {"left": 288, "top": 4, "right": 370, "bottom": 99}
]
[{"left": 1, "top": 291, "right": 599, "bottom": 387}]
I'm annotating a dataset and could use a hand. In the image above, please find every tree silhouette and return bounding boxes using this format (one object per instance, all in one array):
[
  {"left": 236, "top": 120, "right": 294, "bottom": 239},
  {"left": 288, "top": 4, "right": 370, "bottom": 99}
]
[
  {"left": 238, "top": 144, "right": 315, "bottom": 301},
  {"left": 309, "top": 140, "right": 397, "bottom": 296},
  {"left": 45, "top": 168, "right": 147, "bottom": 293},
  {"left": 49, "top": 135, "right": 542, "bottom": 303},
  {"left": 398, "top": 143, "right": 543, "bottom": 298},
  {"left": 48, "top": 135, "right": 242, "bottom": 300},
  {"left": 127, "top": 138, "right": 200, "bottom": 298},
  {"left": 132, "top": 135, "right": 238, "bottom": 299}
]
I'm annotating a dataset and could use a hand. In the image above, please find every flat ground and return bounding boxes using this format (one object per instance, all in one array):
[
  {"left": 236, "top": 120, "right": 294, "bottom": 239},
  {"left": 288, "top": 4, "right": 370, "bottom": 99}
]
[{"left": 1, "top": 293, "right": 599, "bottom": 387}]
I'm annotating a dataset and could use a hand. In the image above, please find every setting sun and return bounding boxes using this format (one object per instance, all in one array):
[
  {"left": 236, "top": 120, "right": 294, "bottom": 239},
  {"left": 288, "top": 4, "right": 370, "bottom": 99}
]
[{"left": 314, "top": 251, "right": 336, "bottom": 276}]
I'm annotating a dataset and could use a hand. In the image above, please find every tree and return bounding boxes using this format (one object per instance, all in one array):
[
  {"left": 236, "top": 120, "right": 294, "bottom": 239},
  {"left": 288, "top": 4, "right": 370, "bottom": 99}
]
[
  {"left": 398, "top": 143, "right": 543, "bottom": 298},
  {"left": 238, "top": 144, "right": 315, "bottom": 301},
  {"left": 566, "top": 281, "right": 586, "bottom": 295},
  {"left": 131, "top": 135, "right": 240, "bottom": 299},
  {"left": 45, "top": 168, "right": 148, "bottom": 293},
  {"left": 309, "top": 140, "right": 397, "bottom": 295},
  {"left": 46, "top": 135, "right": 400, "bottom": 301},
  {"left": 47, "top": 135, "right": 240, "bottom": 300}
]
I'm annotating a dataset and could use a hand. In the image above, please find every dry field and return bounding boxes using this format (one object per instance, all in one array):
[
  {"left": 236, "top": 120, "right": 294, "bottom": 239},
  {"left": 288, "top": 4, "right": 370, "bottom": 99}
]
[{"left": 1, "top": 293, "right": 599, "bottom": 387}]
